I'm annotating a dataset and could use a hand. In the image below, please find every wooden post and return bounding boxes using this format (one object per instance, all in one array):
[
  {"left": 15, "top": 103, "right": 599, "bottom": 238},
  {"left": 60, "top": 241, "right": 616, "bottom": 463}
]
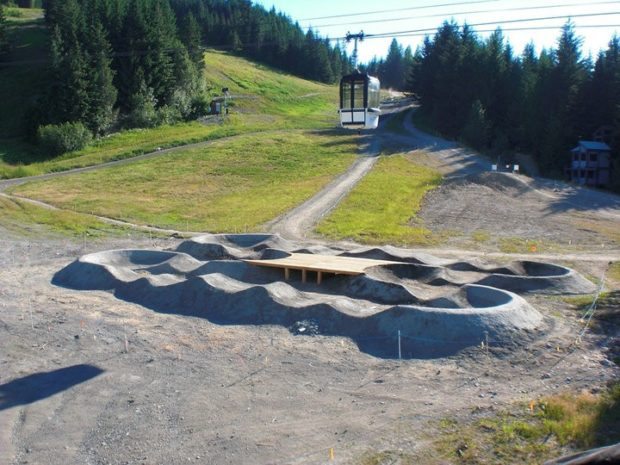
[
  {"left": 317, "top": 271, "right": 323, "bottom": 285},
  {"left": 301, "top": 269, "right": 307, "bottom": 283},
  {"left": 284, "top": 268, "right": 290, "bottom": 281}
]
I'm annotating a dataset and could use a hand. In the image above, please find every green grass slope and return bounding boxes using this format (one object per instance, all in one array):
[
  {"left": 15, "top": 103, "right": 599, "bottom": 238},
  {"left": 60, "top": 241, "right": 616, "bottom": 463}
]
[
  {"left": 0, "top": 46, "right": 340, "bottom": 179},
  {"left": 202, "top": 50, "right": 337, "bottom": 127},
  {"left": 11, "top": 130, "right": 358, "bottom": 232}
]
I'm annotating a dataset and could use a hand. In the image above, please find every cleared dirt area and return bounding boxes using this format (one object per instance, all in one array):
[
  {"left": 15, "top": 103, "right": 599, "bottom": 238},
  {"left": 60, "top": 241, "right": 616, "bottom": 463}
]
[
  {"left": 1, "top": 110, "right": 619, "bottom": 464},
  {"left": 1, "top": 234, "right": 618, "bottom": 465}
]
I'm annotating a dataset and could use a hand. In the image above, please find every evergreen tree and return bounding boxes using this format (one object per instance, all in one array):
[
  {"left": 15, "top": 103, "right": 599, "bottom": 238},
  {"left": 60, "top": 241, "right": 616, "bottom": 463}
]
[
  {"left": 461, "top": 100, "right": 489, "bottom": 150},
  {"left": 0, "top": 4, "right": 10, "bottom": 58},
  {"left": 180, "top": 11, "right": 203, "bottom": 63},
  {"left": 543, "top": 21, "right": 588, "bottom": 172},
  {"left": 383, "top": 39, "right": 404, "bottom": 89},
  {"left": 83, "top": 19, "right": 117, "bottom": 134},
  {"left": 46, "top": 0, "right": 90, "bottom": 124}
]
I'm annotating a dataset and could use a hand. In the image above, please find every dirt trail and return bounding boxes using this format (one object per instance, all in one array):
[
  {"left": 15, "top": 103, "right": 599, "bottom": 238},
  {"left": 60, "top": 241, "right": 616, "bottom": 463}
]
[
  {"left": 267, "top": 141, "right": 380, "bottom": 240},
  {"left": 401, "top": 110, "right": 489, "bottom": 176},
  {"left": 0, "top": 130, "right": 275, "bottom": 193},
  {"left": 267, "top": 101, "right": 418, "bottom": 240}
]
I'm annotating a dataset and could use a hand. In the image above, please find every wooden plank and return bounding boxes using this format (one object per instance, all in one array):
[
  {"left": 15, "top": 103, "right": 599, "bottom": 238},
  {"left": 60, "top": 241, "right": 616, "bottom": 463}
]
[{"left": 245, "top": 253, "right": 402, "bottom": 277}]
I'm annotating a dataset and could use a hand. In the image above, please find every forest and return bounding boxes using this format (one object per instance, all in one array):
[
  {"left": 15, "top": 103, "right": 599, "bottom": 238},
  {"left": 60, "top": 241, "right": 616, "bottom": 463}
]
[
  {"left": 0, "top": 0, "right": 350, "bottom": 153},
  {"left": 367, "top": 22, "right": 620, "bottom": 187},
  {"left": 1, "top": 0, "right": 619, "bottom": 189}
]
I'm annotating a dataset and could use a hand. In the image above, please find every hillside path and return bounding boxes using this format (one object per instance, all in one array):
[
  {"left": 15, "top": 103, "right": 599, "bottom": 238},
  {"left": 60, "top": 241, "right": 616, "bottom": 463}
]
[
  {"left": 267, "top": 141, "right": 380, "bottom": 240},
  {"left": 0, "top": 130, "right": 270, "bottom": 193},
  {"left": 266, "top": 101, "right": 418, "bottom": 240}
]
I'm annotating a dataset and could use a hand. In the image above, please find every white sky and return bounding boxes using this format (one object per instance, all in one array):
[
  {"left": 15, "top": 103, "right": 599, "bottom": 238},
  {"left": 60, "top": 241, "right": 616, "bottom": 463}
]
[{"left": 253, "top": 0, "right": 620, "bottom": 62}]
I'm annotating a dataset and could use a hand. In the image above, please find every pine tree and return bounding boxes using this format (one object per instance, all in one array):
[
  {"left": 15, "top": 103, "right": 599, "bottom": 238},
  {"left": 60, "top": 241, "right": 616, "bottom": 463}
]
[
  {"left": 545, "top": 21, "right": 588, "bottom": 172},
  {"left": 383, "top": 39, "right": 404, "bottom": 89},
  {"left": 46, "top": 0, "right": 91, "bottom": 124},
  {"left": 83, "top": 19, "right": 117, "bottom": 134},
  {"left": 180, "top": 12, "right": 203, "bottom": 64},
  {"left": 461, "top": 100, "right": 489, "bottom": 150},
  {"left": 0, "top": 4, "right": 9, "bottom": 58}
]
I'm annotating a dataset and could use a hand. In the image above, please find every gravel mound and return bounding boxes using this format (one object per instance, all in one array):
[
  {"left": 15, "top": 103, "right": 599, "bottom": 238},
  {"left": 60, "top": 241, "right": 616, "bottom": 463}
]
[{"left": 52, "top": 234, "right": 597, "bottom": 358}]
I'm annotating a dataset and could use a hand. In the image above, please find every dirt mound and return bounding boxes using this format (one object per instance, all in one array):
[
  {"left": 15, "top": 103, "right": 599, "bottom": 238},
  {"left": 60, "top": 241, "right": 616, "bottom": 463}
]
[
  {"left": 476, "top": 260, "right": 597, "bottom": 294},
  {"left": 52, "top": 235, "right": 600, "bottom": 357}
]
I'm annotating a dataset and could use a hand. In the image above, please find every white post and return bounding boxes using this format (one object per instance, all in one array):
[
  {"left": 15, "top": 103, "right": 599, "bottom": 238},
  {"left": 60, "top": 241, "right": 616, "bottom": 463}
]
[{"left": 398, "top": 330, "right": 402, "bottom": 360}]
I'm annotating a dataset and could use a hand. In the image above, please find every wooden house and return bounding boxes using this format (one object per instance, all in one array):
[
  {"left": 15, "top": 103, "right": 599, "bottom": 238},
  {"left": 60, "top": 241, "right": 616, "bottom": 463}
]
[{"left": 567, "top": 140, "right": 611, "bottom": 187}]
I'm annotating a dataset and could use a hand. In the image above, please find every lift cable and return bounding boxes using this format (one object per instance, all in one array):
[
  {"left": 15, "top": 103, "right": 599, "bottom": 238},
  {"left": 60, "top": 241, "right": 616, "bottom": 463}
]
[
  {"left": 299, "top": 0, "right": 503, "bottom": 21},
  {"left": 363, "top": 11, "right": 620, "bottom": 40},
  {"left": 303, "top": 1, "right": 620, "bottom": 29}
]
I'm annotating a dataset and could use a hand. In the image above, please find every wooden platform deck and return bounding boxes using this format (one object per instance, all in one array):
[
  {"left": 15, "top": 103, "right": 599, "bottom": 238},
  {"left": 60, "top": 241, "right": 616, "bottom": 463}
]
[{"left": 245, "top": 253, "right": 401, "bottom": 284}]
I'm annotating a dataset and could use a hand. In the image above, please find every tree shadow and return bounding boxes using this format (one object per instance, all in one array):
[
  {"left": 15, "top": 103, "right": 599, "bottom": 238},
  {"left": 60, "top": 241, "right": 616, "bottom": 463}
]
[{"left": 0, "top": 364, "right": 104, "bottom": 411}]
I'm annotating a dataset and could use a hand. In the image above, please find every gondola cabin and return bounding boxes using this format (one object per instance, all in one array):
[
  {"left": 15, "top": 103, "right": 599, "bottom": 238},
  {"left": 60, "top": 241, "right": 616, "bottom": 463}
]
[{"left": 339, "top": 72, "right": 381, "bottom": 130}]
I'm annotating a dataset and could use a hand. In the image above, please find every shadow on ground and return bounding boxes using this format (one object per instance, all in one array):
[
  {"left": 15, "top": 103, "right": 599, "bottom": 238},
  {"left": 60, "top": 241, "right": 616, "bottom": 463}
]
[{"left": 0, "top": 364, "right": 104, "bottom": 411}]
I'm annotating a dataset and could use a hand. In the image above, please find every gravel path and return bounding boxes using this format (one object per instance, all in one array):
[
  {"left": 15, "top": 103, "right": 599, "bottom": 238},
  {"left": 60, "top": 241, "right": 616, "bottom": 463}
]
[{"left": 267, "top": 143, "right": 380, "bottom": 240}]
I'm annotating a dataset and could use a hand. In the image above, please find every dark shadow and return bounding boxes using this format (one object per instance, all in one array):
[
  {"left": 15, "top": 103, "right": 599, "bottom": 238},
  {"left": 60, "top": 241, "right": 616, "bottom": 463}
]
[
  {"left": 540, "top": 178, "right": 620, "bottom": 217},
  {"left": 0, "top": 364, "right": 104, "bottom": 411}
]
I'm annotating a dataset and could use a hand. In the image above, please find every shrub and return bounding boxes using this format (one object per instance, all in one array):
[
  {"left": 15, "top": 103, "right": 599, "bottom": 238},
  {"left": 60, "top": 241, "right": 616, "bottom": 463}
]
[{"left": 37, "top": 122, "right": 92, "bottom": 156}]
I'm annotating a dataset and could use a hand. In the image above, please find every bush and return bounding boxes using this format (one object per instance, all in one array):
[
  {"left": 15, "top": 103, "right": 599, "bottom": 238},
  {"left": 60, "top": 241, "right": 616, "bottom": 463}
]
[{"left": 37, "top": 122, "right": 92, "bottom": 156}]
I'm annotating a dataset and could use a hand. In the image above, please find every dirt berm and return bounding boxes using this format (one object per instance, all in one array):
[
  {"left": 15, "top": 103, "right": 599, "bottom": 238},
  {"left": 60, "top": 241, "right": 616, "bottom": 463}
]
[{"left": 52, "top": 234, "right": 597, "bottom": 358}]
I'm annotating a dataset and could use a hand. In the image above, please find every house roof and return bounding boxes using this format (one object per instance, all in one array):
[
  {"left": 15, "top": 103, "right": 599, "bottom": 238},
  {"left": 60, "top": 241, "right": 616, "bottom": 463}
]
[{"left": 574, "top": 140, "right": 611, "bottom": 151}]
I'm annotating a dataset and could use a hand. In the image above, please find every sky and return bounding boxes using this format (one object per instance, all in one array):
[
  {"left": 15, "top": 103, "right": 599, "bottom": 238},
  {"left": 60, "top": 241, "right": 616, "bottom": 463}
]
[{"left": 252, "top": 0, "right": 620, "bottom": 63}]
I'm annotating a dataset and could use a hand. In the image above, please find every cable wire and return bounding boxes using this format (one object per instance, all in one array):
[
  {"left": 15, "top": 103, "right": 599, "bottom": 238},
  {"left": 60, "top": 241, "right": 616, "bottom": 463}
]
[
  {"left": 299, "top": 0, "right": 503, "bottom": 21},
  {"left": 365, "top": 11, "right": 620, "bottom": 39},
  {"left": 304, "top": 1, "right": 620, "bottom": 29}
]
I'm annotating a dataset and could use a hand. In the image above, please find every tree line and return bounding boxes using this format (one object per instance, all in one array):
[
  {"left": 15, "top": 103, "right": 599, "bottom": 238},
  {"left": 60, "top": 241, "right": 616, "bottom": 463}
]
[
  {"left": 4, "top": 0, "right": 350, "bottom": 154},
  {"left": 402, "top": 21, "right": 619, "bottom": 187},
  {"left": 364, "top": 38, "right": 415, "bottom": 91},
  {"left": 168, "top": 0, "right": 350, "bottom": 84}
]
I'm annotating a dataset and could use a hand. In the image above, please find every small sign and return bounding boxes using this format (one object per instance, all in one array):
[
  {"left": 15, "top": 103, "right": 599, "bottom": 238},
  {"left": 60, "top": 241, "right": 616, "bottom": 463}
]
[{"left": 491, "top": 164, "right": 497, "bottom": 171}]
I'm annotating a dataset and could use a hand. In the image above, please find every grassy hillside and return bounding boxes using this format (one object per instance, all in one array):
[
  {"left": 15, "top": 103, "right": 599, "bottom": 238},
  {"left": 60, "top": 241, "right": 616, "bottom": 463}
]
[
  {"left": 10, "top": 131, "right": 358, "bottom": 232},
  {"left": 202, "top": 50, "right": 337, "bottom": 127},
  {"left": 315, "top": 154, "right": 442, "bottom": 246},
  {"left": 0, "top": 47, "right": 340, "bottom": 179}
]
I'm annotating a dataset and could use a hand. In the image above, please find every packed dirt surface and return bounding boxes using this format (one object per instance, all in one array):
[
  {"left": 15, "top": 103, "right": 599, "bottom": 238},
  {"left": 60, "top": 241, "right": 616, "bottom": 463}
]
[
  {"left": 419, "top": 171, "right": 620, "bottom": 250},
  {"left": 0, "top": 231, "right": 618, "bottom": 465},
  {"left": 54, "top": 233, "right": 590, "bottom": 359},
  {"left": 1, "top": 103, "right": 619, "bottom": 464}
]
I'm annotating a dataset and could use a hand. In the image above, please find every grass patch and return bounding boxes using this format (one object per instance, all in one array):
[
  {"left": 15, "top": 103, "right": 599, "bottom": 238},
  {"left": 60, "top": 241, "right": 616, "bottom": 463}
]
[
  {"left": 0, "top": 195, "right": 137, "bottom": 238},
  {"left": 4, "top": 7, "right": 44, "bottom": 23},
  {"left": 498, "top": 237, "right": 547, "bottom": 254},
  {"left": 431, "top": 383, "right": 620, "bottom": 464},
  {"left": 608, "top": 262, "right": 620, "bottom": 284},
  {"left": 410, "top": 108, "right": 439, "bottom": 136},
  {"left": 1, "top": 50, "right": 341, "bottom": 178},
  {"left": 10, "top": 130, "right": 357, "bottom": 231},
  {"left": 316, "top": 154, "right": 442, "bottom": 246},
  {"left": 563, "top": 289, "right": 620, "bottom": 340},
  {"left": 356, "top": 450, "right": 416, "bottom": 465},
  {"left": 471, "top": 229, "right": 491, "bottom": 244}
]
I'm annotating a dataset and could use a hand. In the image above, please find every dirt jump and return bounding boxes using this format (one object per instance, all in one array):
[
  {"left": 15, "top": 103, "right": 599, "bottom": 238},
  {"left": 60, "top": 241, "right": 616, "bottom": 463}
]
[{"left": 53, "top": 233, "right": 595, "bottom": 358}]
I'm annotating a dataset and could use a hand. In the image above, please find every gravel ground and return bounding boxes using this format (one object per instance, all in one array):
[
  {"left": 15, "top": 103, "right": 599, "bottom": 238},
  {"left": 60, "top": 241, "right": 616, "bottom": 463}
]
[{"left": 1, "top": 232, "right": 618, "bottom": 465}]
